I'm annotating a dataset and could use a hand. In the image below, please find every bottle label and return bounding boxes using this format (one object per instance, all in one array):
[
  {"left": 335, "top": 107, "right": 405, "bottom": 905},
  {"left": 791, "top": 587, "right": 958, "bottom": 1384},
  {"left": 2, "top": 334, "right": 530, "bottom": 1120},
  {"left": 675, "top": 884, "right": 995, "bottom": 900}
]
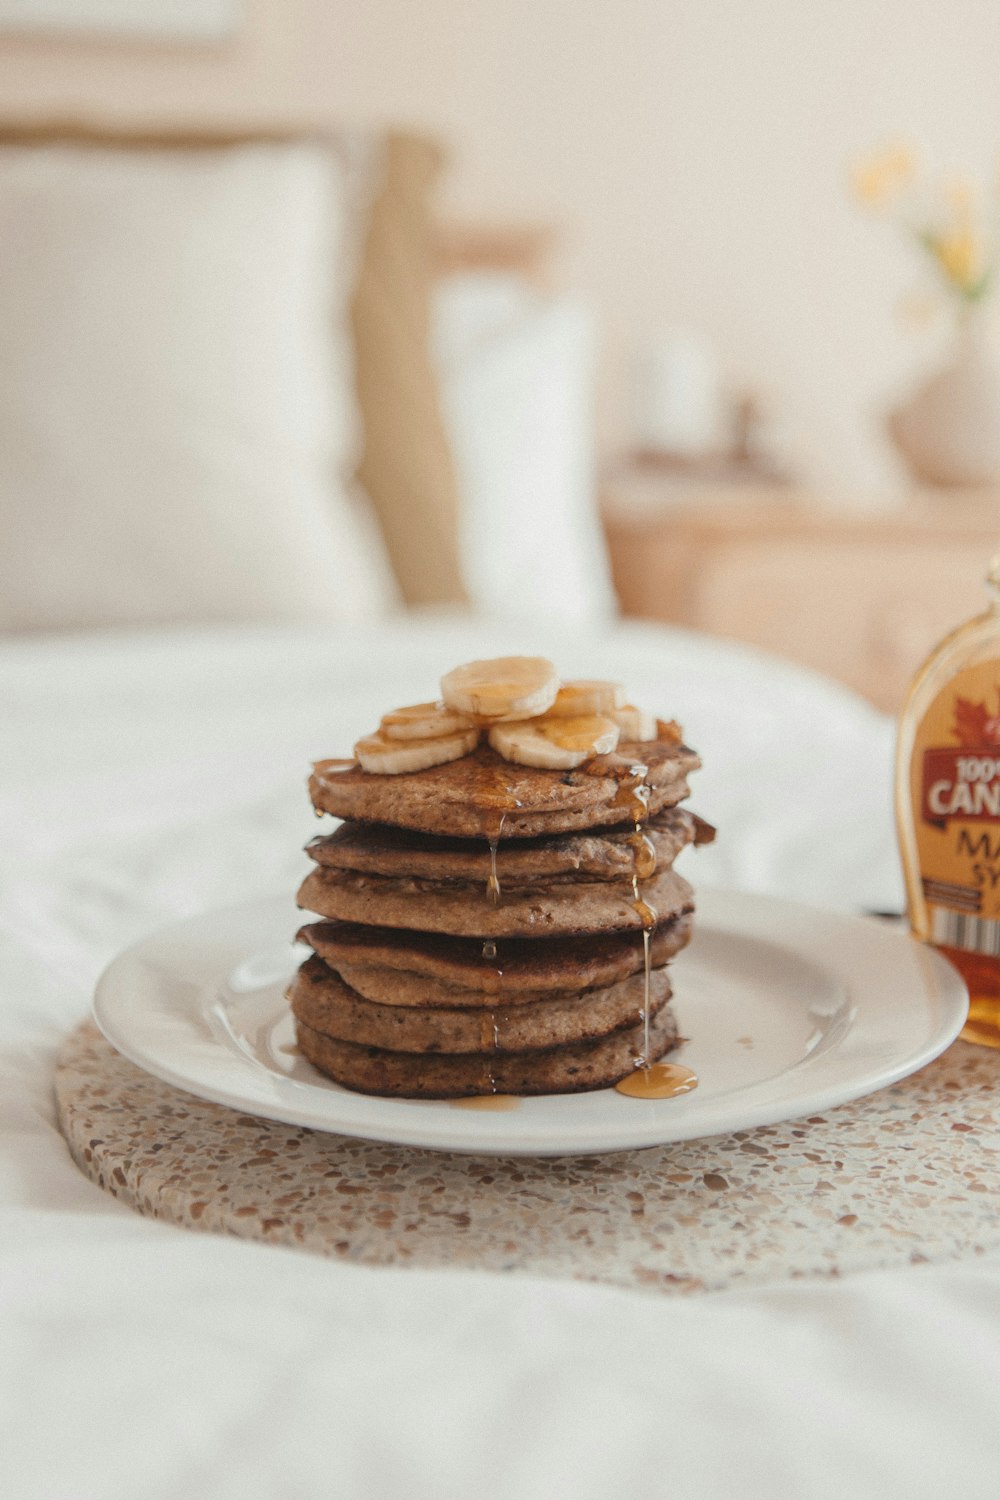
[{"left": 913, "top": 663, "right": 1000, "bottom": 956}]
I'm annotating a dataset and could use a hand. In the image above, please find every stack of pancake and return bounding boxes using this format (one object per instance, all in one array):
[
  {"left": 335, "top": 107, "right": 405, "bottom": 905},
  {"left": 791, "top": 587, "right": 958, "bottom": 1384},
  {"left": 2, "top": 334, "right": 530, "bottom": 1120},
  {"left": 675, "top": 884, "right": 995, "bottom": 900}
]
[{"left": 290, "top": 660, "right": 710, "bottom": 1098}]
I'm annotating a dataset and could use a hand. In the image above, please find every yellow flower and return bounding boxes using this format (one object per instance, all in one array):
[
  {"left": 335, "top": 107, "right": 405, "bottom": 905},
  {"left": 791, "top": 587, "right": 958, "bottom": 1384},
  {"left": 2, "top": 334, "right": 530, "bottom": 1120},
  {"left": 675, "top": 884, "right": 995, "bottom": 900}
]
[
  {"left": 933, "top": 227, "right": 986, "bottom": 292},
  {"left": 851, "top": 142, "right": 916, "bottom": 207},
  {"left": 854, "top": 142, "right": 995, "bottom": 305}
]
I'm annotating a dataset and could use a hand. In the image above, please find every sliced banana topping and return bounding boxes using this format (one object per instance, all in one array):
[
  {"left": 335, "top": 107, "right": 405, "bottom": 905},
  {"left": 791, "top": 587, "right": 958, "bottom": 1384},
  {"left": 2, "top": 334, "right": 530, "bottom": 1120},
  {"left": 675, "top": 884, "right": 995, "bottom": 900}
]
[
  {"left": 349, "top": 657, "right": 670, "bottom": 773},
  {"left": 488, "top": 713, "right": 620, "bottom": 770},
  {"left": 548, "top": 679, "right": 626, "bottom": 717},
  {"left": 612, "top": 704, "right": 657, "bottom": 741},
  {"left": 440, "top": 656, "right": 559, "bottom": 722},
  {"left": 354, "top": 727, "right": 479, "bottom": 775},
  {"left": 380, "top": 701, "right": 478, "bottom": 741}
]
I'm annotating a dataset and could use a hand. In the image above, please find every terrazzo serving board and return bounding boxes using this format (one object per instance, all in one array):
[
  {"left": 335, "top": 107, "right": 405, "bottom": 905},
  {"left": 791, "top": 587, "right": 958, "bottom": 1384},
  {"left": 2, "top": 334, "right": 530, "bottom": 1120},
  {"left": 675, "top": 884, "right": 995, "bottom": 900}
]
[{"left": 57, "top": 1019, "right": 1000, "bottom": 1296}]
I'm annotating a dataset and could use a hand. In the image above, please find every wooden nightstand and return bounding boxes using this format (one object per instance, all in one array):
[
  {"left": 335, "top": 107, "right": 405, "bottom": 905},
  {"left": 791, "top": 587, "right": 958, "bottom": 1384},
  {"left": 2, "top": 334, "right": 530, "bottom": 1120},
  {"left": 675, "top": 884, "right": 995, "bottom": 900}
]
[{"left": 601, "top": 468, "right": 1000, "bottom": 714}]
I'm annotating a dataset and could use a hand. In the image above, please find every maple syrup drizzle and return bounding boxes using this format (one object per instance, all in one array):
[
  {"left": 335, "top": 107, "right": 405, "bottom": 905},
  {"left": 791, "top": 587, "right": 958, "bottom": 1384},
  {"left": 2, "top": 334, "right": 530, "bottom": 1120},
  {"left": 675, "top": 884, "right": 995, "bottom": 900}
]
[
  {"left": 479, "top": 810, "right": 507, "bottom": 906},
  {"left": 615, "top": 1062, "right": 698, "bottom": 1099},
  {"left": 487, "top": 851, "right": 501, "bottom": 905},
  {"left": 318, "top": 758, "right": 356, "bottom": 778},
  {"left": 478, "top": 1009, "right": 505, "bottom": 1053},
  {"left": 630, "top": 831, "right": 657, "bottom": 880},
  {"left": 313, "top": 758, "right": 357, "bottom": 817},
  {"left": 610, "top": 764, "right": 659, "bottom": 1065},
  {"left": 471, "top": 763, "right": 524, "bottom": 818},
  {"left": 453, "top": 739, "right": 691, "bottom": 1107},
  {"left": 482, "top": 930, "right": 503, "bottom": 990},
  {"left": 475, "top": 801, "right": 517, "bottom": 1092},
  {"left": 541, "top": 715, "right": 617, "bottom": 753},
  {"left": 478, "top": 935, "right": 504, "bottom": 1083},
  {"left": 579, "top": 750, "right": 697, "bottom": 1095},
  {"left": 480, "top": 920, "right": 501, "bottom": 1093}
]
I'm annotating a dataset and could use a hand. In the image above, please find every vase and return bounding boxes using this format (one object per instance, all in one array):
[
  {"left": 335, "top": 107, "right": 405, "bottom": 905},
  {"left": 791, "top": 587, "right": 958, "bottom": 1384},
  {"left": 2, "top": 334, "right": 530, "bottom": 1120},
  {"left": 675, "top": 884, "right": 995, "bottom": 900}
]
[{"left": 888, "top": 324, "right": 1000, "bottom": 488}]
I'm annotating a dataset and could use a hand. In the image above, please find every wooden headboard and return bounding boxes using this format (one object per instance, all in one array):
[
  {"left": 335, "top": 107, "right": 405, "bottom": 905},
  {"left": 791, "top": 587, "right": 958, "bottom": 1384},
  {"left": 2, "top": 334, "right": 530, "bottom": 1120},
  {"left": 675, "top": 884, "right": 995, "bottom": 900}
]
[{"left": 0, "top": 115, "right": 554, "bottom": 284}]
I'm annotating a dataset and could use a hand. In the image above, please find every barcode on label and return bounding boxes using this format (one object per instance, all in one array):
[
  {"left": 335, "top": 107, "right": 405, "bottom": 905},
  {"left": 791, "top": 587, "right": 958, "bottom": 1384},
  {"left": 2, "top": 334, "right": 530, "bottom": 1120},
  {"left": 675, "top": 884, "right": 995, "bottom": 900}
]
[{"left": 931, "top": 906, "right": 1000, "bottom": 955}]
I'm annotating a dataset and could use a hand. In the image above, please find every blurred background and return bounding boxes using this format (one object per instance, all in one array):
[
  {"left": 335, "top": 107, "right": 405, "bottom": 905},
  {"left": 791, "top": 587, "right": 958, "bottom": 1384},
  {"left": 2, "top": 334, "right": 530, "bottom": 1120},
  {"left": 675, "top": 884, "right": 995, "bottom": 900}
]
[{"left": 3, "top": 0, "right": 1000, "bottom": 712}]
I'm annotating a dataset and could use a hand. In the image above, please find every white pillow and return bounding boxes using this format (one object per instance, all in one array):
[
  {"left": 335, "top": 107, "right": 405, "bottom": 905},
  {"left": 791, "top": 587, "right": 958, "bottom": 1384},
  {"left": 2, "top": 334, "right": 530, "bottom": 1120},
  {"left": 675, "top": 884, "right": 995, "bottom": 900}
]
[
  {"left": 0, "top": 139, "right": 395, "bottom": 632},
  {"left": 433, "top": 272, "right": 615, "bottom": 622}
]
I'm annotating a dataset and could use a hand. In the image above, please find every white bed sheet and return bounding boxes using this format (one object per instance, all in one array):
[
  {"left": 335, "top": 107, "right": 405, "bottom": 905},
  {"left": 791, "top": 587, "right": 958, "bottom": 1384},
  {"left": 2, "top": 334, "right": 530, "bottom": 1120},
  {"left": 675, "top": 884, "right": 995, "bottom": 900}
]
[{"left": 2, "top": 616, "right": 998, "bottom": 1499}]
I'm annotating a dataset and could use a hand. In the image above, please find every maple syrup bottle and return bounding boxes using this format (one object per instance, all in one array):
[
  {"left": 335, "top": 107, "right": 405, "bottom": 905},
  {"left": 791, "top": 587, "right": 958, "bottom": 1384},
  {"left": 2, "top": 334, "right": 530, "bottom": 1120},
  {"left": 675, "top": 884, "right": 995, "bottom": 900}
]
[{"left": 896, "top": 556, "right": 1000, "bottom": 1047}]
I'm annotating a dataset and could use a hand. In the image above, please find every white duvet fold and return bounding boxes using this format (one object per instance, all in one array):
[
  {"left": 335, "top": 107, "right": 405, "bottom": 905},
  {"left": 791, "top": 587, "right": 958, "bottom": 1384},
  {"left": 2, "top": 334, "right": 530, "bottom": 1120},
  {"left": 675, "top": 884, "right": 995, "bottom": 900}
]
[{"left": 3, "top": 1214, "right": 1000, "bottom": 1500}]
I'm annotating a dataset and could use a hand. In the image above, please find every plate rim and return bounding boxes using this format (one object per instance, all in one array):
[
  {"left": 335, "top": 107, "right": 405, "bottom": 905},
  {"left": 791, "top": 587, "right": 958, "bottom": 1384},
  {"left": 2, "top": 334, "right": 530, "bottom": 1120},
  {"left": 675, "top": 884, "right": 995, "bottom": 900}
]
[{"left": 92, "top": 888, "right": 969, "bottom": 1156}]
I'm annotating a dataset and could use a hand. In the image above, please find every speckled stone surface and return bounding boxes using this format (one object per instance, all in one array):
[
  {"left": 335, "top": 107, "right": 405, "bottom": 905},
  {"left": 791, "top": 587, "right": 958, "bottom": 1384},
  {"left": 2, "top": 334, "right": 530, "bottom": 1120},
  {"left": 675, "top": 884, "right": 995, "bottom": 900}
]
[{"left": 56, "top": 1019, "right": 1000, "bottom": 1296}]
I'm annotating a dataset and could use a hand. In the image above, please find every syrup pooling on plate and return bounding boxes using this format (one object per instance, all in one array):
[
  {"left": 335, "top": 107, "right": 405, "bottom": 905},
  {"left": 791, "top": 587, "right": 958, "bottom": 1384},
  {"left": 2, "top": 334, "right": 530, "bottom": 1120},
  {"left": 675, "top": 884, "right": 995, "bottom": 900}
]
[
  {"left": 616, "top": 1061, "right": 698, "bottom": 1099},
  {"left": 451, "top": 1093, "right": 522, "bottom": 1111}
]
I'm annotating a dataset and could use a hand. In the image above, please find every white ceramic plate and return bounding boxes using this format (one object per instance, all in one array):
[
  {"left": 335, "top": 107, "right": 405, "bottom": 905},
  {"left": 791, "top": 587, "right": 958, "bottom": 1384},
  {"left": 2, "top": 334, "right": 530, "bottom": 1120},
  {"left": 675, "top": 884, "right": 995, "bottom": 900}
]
[{"left": 93, "top": 889, "right": 967, "bottom": 1157}]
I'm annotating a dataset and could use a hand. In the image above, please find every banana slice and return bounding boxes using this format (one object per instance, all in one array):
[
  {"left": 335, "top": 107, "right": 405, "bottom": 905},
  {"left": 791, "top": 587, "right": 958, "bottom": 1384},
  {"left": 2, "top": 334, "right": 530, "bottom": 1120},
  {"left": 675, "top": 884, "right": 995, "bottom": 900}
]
[
  {"left": 441, "top": 656, "right": 558, "bottom": 722},
  {"left": 612, "top": 704, "right": 657, "bottom": 741},
  {"left": 380, "top": 701, "right": 477, "bottom": 741},
  {"left": 354, "top": 727, "right": 479, "bottom": 774},
  {"left": 489, "top": 713, "right": 620, "bottom": 769},
  {"left": 548, "top": 679, "right": 626, "bottom": 717}
]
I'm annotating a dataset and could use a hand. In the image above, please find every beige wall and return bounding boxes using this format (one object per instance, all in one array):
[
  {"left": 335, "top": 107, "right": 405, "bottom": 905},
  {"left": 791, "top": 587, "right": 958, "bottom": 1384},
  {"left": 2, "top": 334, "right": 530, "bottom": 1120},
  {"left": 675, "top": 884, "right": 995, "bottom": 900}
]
[{"left": 3, "top": 0, "right": 1000, "bottom": 494}]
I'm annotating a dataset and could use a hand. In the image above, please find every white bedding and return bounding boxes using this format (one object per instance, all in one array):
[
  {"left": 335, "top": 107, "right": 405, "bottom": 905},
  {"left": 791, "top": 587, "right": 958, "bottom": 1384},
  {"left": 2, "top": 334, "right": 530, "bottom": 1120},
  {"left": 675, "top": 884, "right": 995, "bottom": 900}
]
[{"left": 3, "top": 617, "right": 997, "bottom": 1499}]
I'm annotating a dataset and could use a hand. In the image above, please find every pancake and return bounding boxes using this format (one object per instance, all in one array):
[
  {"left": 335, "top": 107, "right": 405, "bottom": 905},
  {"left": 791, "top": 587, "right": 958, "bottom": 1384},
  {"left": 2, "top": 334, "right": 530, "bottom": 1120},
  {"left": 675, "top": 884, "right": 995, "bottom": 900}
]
[
  {"left": 306, "top": 807, "right": 713, "bottom": 887},
  {"left": 297, "top": 865, "right": 694, "bottom": 939},
  {"left": 296, "top": 912, "right": 694, "bottom": 1000},
  {"left": 309, "top": 738, "right": 699, "bottom": 839},
  {"left": 295, "top": 1004, "right": 679, "bottom": 1098},
  {"left": 328, "top": 948, "right": 670, "bottom": 1008},
  {"left": 289, "top": 953, "right": 672, "bottom": 1053}
]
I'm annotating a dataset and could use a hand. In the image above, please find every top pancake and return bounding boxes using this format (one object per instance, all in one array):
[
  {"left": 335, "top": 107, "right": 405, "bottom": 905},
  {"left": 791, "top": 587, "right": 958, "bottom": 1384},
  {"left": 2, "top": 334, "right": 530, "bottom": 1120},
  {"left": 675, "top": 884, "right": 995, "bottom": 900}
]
[{"left": 309, "top": 738, "right": 700, "bottom": 839}]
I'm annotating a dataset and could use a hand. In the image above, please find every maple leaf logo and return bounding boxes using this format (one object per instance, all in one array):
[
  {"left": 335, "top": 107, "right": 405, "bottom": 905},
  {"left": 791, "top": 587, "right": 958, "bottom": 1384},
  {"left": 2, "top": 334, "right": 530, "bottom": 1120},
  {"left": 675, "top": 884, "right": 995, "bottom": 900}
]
[{"left": 953, "top": 692, "right": 1000, "bottom": 747}]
